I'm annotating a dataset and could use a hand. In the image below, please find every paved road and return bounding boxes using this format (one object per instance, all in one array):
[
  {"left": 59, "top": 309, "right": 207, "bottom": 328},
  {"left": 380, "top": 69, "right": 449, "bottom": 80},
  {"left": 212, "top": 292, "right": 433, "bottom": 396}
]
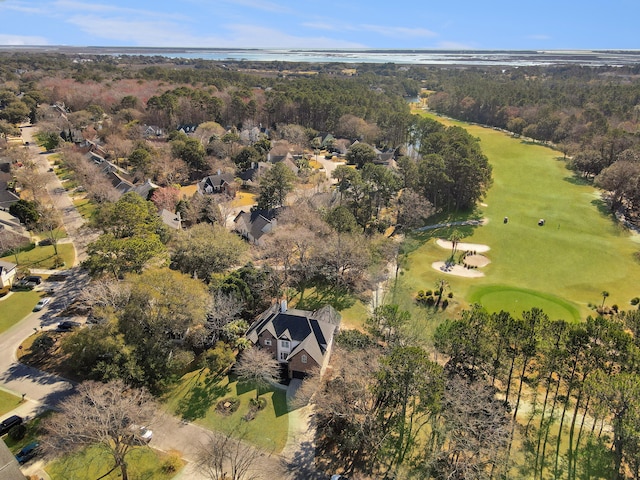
[
  {"left": 20, "top": 124, "right": 94, "bottom": 264},
  {"left": 0, "top": 125, "right": 91, "bottom": 418},
  {"left": 3, "top": 127, "right": 321, "bottom": 479}
]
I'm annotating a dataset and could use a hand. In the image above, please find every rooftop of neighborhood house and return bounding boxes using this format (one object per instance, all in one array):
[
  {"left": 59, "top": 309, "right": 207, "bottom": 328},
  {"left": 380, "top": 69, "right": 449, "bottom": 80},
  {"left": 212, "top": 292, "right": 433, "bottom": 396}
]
[
  {"left": 246, "top": 304, "right": 341, "bottom": 365},
  {"left": 0, "top": 259, "right": 17, "bottom": 271}
]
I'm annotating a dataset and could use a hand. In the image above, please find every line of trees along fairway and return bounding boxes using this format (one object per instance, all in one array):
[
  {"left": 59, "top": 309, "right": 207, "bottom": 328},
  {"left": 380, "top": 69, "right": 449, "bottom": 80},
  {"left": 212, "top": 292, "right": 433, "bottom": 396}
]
[
  {"left": 434, "top": 306, "right": 640, "bottom": 480},
  {"left": 306, "top": 304, "right": 640, "bottom": 479},
  {"left": 407, "top": 118, "right": 493, "bottom": 212},
  {"left": 296, "top": 306, "right": 512, "bottom": 480}
]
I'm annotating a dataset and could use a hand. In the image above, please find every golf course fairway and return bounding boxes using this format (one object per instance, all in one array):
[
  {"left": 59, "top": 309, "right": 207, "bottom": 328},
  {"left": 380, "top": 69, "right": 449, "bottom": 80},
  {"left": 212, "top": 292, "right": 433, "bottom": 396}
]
[{"left": 403, "top": 112, "right": 640, "bottom": 320}]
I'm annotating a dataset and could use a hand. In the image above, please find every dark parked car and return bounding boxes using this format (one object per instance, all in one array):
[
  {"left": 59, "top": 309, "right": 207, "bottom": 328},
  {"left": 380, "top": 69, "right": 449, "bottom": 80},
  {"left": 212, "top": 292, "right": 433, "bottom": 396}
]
[
  {"left": 57, "top": 320, "right": 81, "bottom": 331},
  {"left": 15, "top": 442, "right": 40, "bottom": 464},
  {"left": 0, "top": 415, "right": 23, "bottom": 436},
  {"left": 26, "top": 276, "right": 42, "bottom": 285}
]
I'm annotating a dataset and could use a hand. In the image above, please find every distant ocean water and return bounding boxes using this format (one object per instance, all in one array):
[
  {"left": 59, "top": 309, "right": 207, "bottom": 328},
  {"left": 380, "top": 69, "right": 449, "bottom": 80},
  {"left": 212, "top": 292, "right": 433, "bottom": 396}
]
[
  {"left": 147, "top": 49, "right": 640, "bottom": 67},
  {"left": 6, "top": 46, "right": 640, "bottom": 67}
]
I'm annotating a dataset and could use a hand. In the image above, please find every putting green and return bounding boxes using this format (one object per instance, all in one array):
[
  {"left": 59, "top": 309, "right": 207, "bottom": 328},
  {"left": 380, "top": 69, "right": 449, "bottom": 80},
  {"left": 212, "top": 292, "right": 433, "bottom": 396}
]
[
  {"left": 468, "top": 284, "right": 581, "bottom": 322},
  {"left": 401, "top": 111, "right": 640, "bottom": 320}
]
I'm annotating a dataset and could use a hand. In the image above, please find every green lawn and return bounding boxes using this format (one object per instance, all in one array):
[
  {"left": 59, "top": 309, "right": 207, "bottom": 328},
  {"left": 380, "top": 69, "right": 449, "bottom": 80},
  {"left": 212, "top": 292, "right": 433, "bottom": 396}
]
[
  {"left": 0, "top": 290, "right": 41, "bottom": 333},
  {"left": 46, "top": 444, "right": 182, "bottom": 480},
  {"left": 1, "top": 243, "right": 75, "bottom": 270},
  {"left": 164, "top": 370, "right": 290, "bottom": 453},
  {"left": 339, "top": 299, "right": 370, "bottom": 330},
  {"left": 0, "top": 390, "right": 23, "bottom": 417},
  {"left": 72, "top": 197, "right": 97, "bottom": 220},
  {"left": 402, "top": 112, "right": 640, "bottom": 320}
]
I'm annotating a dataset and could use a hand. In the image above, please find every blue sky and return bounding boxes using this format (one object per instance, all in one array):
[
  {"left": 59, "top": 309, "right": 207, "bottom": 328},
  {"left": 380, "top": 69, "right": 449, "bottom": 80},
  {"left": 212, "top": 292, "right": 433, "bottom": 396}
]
[{"left": 0, "top": 0, "right": 638, "bottom": 50}]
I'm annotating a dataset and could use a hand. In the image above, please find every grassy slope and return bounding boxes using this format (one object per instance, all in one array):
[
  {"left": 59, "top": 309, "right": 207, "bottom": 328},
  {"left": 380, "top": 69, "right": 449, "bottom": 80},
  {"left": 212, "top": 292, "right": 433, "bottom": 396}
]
[{"left": 403, "top": 113, "right": 640, "bottom": 319}]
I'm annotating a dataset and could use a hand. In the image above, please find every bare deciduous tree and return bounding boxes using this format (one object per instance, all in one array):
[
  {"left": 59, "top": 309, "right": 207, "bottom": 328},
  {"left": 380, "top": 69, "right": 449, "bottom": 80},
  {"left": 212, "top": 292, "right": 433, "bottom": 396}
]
[
  {"left": 197, "top": 429, "right": 266, "bottom": 480},
  {"left": 234, "top": 347, "right": 281, "bottom": 401},
  {"left": 424, "top": 374, "right": 512, "bottom": 480},
  {"left": 37, "top": 206, "right": 64, "bottom": 258},
  {"left": 0, "top": 229, "right": 27, "bottom": 264},
  {"left": 77, "top": 277, "right": 131, "bottom": 309},
  {"left": 41, "top": 380, "right": 159, "bottom": 480}
]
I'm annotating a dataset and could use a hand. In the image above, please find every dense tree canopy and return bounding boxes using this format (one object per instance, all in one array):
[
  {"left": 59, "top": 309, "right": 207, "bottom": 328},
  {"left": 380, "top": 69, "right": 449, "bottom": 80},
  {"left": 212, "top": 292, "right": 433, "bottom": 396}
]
[
  {"left": 256, "top": 162, "right": 296, "bottom": 210},
  {"left": 84, "top": 192, "right": 168, "bottom": 277},
  {"left": 170, "top": 222, "right": 248, "bottom": 280}
]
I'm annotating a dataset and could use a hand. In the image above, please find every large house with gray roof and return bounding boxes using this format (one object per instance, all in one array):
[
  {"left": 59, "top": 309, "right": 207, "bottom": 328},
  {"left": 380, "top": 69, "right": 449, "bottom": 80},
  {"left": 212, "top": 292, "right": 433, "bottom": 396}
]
[{"left": 246, "top": 302, "right": 341, "bottom": 379}]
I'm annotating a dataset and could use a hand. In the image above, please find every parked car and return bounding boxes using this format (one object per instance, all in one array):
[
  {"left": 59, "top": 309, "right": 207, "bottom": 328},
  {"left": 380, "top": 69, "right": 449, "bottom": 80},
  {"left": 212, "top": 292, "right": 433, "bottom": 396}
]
[
  {"left": 26, "top": 276, "right": 42, "bottom": 285},
  {"left": 57, "top": 320, "right": 81, "bottom": 331},
  {"left": 11, "top": 279, "right": 34, "bottom": 291},
  {"left": 330, "top": 476, "right": 348, "bottom": 480},
  {"left": 33, "top": 297, "right": 51, "bottom": 311},
  {"left": 128, "top": 424, "right": 153, "bottom": 444},
  {"left": 0, "top": 415, "right": 23, "bottom": 436},
  {"left": 15, "top": 442, "right": 40, "bottom": 464}
]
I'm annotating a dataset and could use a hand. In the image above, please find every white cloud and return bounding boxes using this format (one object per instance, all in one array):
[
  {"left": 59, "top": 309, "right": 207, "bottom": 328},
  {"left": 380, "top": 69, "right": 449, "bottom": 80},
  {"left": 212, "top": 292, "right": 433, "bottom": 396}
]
[
  {"left": 360, "top": 24, "right": 437, "bottom": 38},
  {"left": 223, "top": 0, "right": 290, "bottom": 14},
  {"left": 221, "top": 24, "right": 365, "bottom": 48},
  {"left": 62, "top": 14, "right": 364, "bottom": 48},
  {"left": 53, "top": 0, "right": 190, "bottom": 22},
  {"left": 0, "top": 34, "right": 49, "bottom": 45}
]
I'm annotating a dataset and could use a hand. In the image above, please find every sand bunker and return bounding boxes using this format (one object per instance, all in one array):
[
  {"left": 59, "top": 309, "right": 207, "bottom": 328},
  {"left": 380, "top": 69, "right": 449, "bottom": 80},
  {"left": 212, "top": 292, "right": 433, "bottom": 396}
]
[
  {"left": 464, "top": 254, "right": 491, "bottom": 268},
  {"left": 436, "top": 239, "right": 491, "bottom": 253},
  {"left": 432, "top": 262, "right": 485, "bottom": 278},
  {"left": 432, "top": 239, "right": 491, "bottom": 277}
]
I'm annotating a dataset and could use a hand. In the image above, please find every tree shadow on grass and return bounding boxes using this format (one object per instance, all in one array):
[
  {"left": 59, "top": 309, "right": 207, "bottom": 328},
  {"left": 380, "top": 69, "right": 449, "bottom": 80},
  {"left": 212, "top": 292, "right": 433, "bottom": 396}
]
[
  {"left": 295, "top": 285, "right": 356, "bottom": 312},
  {"left": 590, "top": 198, "right": 612, "bottom": 217},
  {"left": 577, "top": 436, "right": 616, "bottom": 480},
  {"left": 175, "top": 370, "right": 229, "bottom": 421},
  {"left": 405, "top": 223, "right": 479, "bottom": 259},
  {"left": 564, "top": 174, "right": 593, "bottom": 186},
  {"left": 272, "top": 389, "right": 290, "bottom": 418}
]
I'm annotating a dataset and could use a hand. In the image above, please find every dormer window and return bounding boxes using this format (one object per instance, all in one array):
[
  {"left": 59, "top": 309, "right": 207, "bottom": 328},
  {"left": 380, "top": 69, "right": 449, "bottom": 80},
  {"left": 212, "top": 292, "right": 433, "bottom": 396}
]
[
  {"left": 301, "top": 354, "right": 307, "bottom": 364},
  {"left": 281, "top": 340, "right": 290, "bottom": 349}
]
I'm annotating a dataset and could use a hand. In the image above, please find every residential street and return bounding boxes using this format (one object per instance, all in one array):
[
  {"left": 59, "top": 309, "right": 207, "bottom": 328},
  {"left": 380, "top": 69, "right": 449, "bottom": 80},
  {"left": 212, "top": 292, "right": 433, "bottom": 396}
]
[{"left": 1, "top": 127, "right": 319, "bottom": 479}]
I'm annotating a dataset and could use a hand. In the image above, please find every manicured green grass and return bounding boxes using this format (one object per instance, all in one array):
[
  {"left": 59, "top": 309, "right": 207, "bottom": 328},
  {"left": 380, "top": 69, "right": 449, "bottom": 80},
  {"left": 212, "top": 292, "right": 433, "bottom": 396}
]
[
  {"left": 402, "top": 112, "right": 640, "bottom": 319},
  {"left": 46, "top": 444, "right": 181, "bottom": 480},
  {"left": 164, "top": 371, "right": 289, "bottom": 453},
  {"left": 468, "top": 285, "right": 581, "bottom": 321},
  {"left": 1, "top": 243, "right": 75, "bottom": 270},
  {"left": 339, "top": 299, "right": 370, "bottom": 330},
  {"left": 0, "top": 290, "right": 41, "bottom": 333},
  {"left": 72, "top": 197, "right": 97, "bottom": 220},
  {"left": 0, "top": 390, "right": 23, "bottom": 417}
]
